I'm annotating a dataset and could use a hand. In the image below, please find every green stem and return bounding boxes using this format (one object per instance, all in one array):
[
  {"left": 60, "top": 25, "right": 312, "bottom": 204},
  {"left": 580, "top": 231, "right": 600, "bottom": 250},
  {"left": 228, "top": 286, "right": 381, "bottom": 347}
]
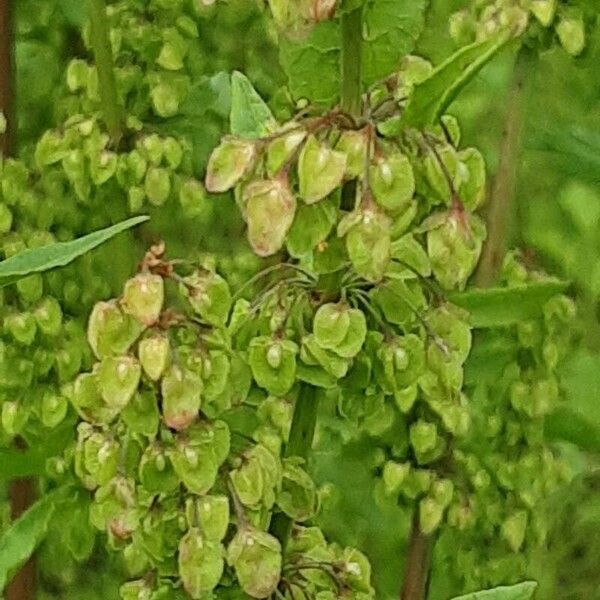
[
  {"left": 340, "top": 6, "right": 363, "bottom": 118},
  {"left": 269, "top": 384, "right": 318, "bottom": 549},
  {"left": 88, "top": 0, "right": 122, "bottom": 142},
  {"left": 475, "top": 48, "right": 530, "bottom": 287}
]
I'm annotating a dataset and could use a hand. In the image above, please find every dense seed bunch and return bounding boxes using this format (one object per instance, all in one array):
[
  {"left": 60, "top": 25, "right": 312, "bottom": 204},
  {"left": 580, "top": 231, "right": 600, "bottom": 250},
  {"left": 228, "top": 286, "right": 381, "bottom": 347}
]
[
  {"left": 450, "top": 0, "right": 588, "bottom": 56},
  {"left": 61, "top": 244, "right": 374, "bottom": 599},
  {"left": 202, "top": 51, "right": 489, "bottom": 545}
]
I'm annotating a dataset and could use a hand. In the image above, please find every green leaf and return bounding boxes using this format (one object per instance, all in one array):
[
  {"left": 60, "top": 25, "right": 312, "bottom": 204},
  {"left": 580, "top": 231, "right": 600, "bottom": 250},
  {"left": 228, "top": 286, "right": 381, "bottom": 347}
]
[
  {"left": 0, "top": 216, "right": 149, "bottom": 288},
  {"left": 280, "top": 2, "right": 427, "bottom": 105},
  {"left": 279, "top": 22, "right": 340, "bottom": 106},
  {"left": 362, "top": 0, "right": 427, "bottom": 85},
  {"left": 230, "top": 71, "right": 276, "bottom": 138},
  {"left": 545, "top": 406, "right": 600, "bottom": 453},
  {"left": 0, "top": 487, "right": 70, "bottom": 591},
  {"left": 451, "top": 581, "right": 537, "bottom": 600},
  {"left": 449, "top": 282, "right": 569, "bottom": 328},
  {"left": 402, "top": 34, "right": 511, "bottom": 128}
]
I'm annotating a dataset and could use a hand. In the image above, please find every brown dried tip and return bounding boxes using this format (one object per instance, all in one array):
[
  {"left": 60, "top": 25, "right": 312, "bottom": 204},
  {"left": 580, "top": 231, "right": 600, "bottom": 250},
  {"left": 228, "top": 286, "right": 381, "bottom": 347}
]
[{"left": 139, "top": 241, "right": 174, "bottom": 278}]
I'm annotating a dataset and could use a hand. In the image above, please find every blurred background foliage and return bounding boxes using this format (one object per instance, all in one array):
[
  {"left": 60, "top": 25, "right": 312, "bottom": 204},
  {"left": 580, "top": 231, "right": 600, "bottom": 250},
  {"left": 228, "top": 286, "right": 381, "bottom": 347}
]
[{"left": 7, "top": 0, "right": 600, "bottom": 598}]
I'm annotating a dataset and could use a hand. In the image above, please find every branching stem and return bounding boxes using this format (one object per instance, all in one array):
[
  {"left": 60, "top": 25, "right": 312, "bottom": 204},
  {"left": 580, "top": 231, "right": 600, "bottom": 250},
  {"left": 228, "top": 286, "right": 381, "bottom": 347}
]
[{"left": 88, "top": 0, "right": 122, "bottom": 142}]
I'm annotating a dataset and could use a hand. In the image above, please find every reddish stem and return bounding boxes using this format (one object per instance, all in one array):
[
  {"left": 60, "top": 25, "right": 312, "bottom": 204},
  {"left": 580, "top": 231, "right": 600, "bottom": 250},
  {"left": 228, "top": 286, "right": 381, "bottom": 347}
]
[{"left": 400, "top": 513, "right": 434, "bottom": 600}]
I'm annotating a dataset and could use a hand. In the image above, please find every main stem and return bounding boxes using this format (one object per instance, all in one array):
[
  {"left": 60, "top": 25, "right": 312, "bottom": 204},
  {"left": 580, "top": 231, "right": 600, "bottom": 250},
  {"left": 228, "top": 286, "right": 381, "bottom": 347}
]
[
  {"left": 0, "top": 0, "right": 14, "bottom": 155},
  {"left": 88, "top": 0, "right": 122, "bottom": 142},
  {"left": 270, "top": 8, "right": 364, "bottom": 550},
  {"left": 269, "top": 384, "right": 318, "bottom": 548},
  {"left": 475, "top": 49, "right": 529, "bottom": 286},
  {"left": 400, "top": 514, "right": 434, "bottom": 600},
  {"left": 1, "top": 3, "right": 37, "bottom": 599},
  {"left": 340, "top": 6, "right": 363, "bottom": 118}
]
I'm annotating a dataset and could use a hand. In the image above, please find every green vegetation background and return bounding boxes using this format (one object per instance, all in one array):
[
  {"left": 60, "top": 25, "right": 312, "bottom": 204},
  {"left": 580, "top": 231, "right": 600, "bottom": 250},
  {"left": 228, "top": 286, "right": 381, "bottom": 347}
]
[{"left": 7, "top": 1, "right": 600, "bottom": 598}]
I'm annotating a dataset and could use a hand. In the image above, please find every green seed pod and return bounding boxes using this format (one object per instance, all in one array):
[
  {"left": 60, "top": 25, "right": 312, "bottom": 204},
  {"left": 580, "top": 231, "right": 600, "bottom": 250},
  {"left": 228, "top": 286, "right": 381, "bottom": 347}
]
[
  {"left": 530, "top": 0, "right": 556, "bottom": 26},
  {"left": 457, "top": 148, "right": 486, "bottom": 210},
  {"left": 139, "top": 444, "right": 179, "bottom": 494},
  {"left": 336, "top": 129, "right": 368, "bottom": 179},
  {"left": 313, "top": 303, "right": 351, "bottom": 349},
  {"left": 122, "top": 273, "right": 164, "bottom": 327},
  {"left": 97, "top": 355, "right": 141, "bottom": 412},
  {"left": 190, "top": 495, "right": 230, "bottom": 542},
  {"left": 205, "top": 137, "right": 257, "bottom": 193},
  {"left": 87, "top": 300, "right": 144, "bottom": 359},
  {"left": 202, "top": 350, "right": 231, "bottom": 401},
  {"left": 33, "top": 297, "right": 63, "bottom": 337},
  {"left": 329, "top": 308, "right": 367, "bottom": 359},
  {"left": 410, "top": 420, "right": 437, "bottom": 458},
  {"left": 340, "top": 547, "right": 372, "bottom": 594},
  {"left": 169, "top": 439, "right": 219, "bottom": 495},
  {"left": 249, "top": 337, "right": 298, "bottom": 396},
  {"left": 161, "top": 365, "right": 202, "bottom": 430},
  {"left": 119, "top": 580, "right": 153, "bottom": 600},
  {"left": 266, "top": 127, "right": 307, "bottom": 176},
  {"left": 369, "top": 153, "right": 415, "bottom": 212},
  {"left": 4, "top": 312, "right": 37, "bottom": 346},
  {"left": 0, "top": 204, "right": 13, "bottom": 233},
  {"left": 227, "top": 527, "right": 282, "bottom": 599},
  {"left": 121, "top": 390, "right": 160, "bottom": 438},
  {"left": 145, "top": 167, "right": 171, "bottom": 207},
  {"left": 301, "top": 335, "right": 351, "bottom": 379},
  {"left": 276, "top": 460, "right": 317, "bottom": 522},
  {"left": 230, "top": 452, "right": 265, "bottom": 508},
  {"left": 501, "top": 510, "right": 528, "bottom": 552},
  {"left": 90, "top": 151, "right": 118, "bottom": 185},
  {"left": 390, "top": 233, "right": 431, "bottom": 277},
  {"left": 286, "top": 197, "right": 337, "bottom": 258},
  {"left": 425, "top": 210, "right": 486, "bottom": 290},
  {"left": 244, "top": 177, "right": 297, "bottom": 257},
  {"left": 345, "top": 207, "right": 391, "bottom": 282},
  {"left": 41, "top": 390, "right": 68, "bottom": 428},
  {"left": 419, "top": 496, "right": 444, "bottom": 534},
  {"left": 179, "top": 179, "right": 208, "bottom": 218},
  {"left": 71, "top": 372, "right": 118, "bottom": 424},
  {"left": 298, "top": 135, "right": 346, "bottom": 204},
  {"left": 383, "top": 461, "right": 410, "bottom": 496},
  {"left": 138, "top": 335, "right": 170, "bottom": 381},
  {"left": 556, "top": 8, "right": 585, "bottom": 56},
  {"left": 181, "top": 270, "right": 232, "bottom": 326},
  {"left": 151, "top": 82, "right": 180, "bottom": 117},
  {"left": 178, "top": 528, "right": 224, "bottom": 597}
]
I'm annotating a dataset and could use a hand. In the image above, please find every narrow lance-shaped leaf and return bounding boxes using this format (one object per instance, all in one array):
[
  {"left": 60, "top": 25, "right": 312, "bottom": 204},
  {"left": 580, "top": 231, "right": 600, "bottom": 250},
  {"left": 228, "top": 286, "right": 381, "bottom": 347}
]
[
  {"left": 0, "top": 215, "right": 149, "bottom": 288},
  {"left": 451, "top": 581, "right": 538, "bottom": 600},
  {"left": 0, "top": 487, "right": 71, "bottom": 591},
  {"left": 230, "top": 71, "right": 276, "bottom": 138},
  {"left": 449, "top": 281, "right": 570, "bottom": 328},
  {"left": 402, "top": 33, "right": 511, "bottom": 128}
]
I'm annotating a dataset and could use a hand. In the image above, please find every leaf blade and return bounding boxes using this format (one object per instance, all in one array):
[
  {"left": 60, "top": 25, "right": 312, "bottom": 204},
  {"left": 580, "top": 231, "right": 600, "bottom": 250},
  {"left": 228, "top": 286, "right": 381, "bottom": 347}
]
[
  {"left": 230, "top": 71, "right": 276, "bottom": 138},
  {"left": 449, "top": 281, "right": 570, "bottom": 328},
  {"left": 402, "top": 33, "right": 511, "bottom": 128},
  {"left": 451, "top": 581, "right": 538, "bottom": 600},
  {"left": 0, "top": 215, "right": 149, "bottom": 288},
  {"left": 0, "top": 487, "right": 70, "bottom": 591}
]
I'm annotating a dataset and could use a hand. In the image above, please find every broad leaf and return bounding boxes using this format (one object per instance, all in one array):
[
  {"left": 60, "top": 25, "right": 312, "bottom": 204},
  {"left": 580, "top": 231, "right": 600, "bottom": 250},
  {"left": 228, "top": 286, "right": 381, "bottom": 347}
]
[
  {"left": 230, "top": 71, "right": 276, "bottom": 138},
  {"left": 0, "top": 216, "right": 149, "bottom": 288},
  {"left": 545, "top": 406, "right": 600, "bottom": 453},
  {"left": 0, "top": 487, "right": 70, "bottom": 591},
  {"left": 449, "top": 281, "right": 569, "bottom": 328},
  {"left": 362, "top": 0, "right": 427, "bottom": 85},
  {"left": 280, "top": 22, "right": 341, "bottom": 106},
  {"left": 280, "top": 2, "right": 427, "bottom": 105},
  {"left": 402, "top": 33, "right": 511, "bottom": 128},
  {"left": 451, "top": 581, "right": 537, "bottom": 600}
]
